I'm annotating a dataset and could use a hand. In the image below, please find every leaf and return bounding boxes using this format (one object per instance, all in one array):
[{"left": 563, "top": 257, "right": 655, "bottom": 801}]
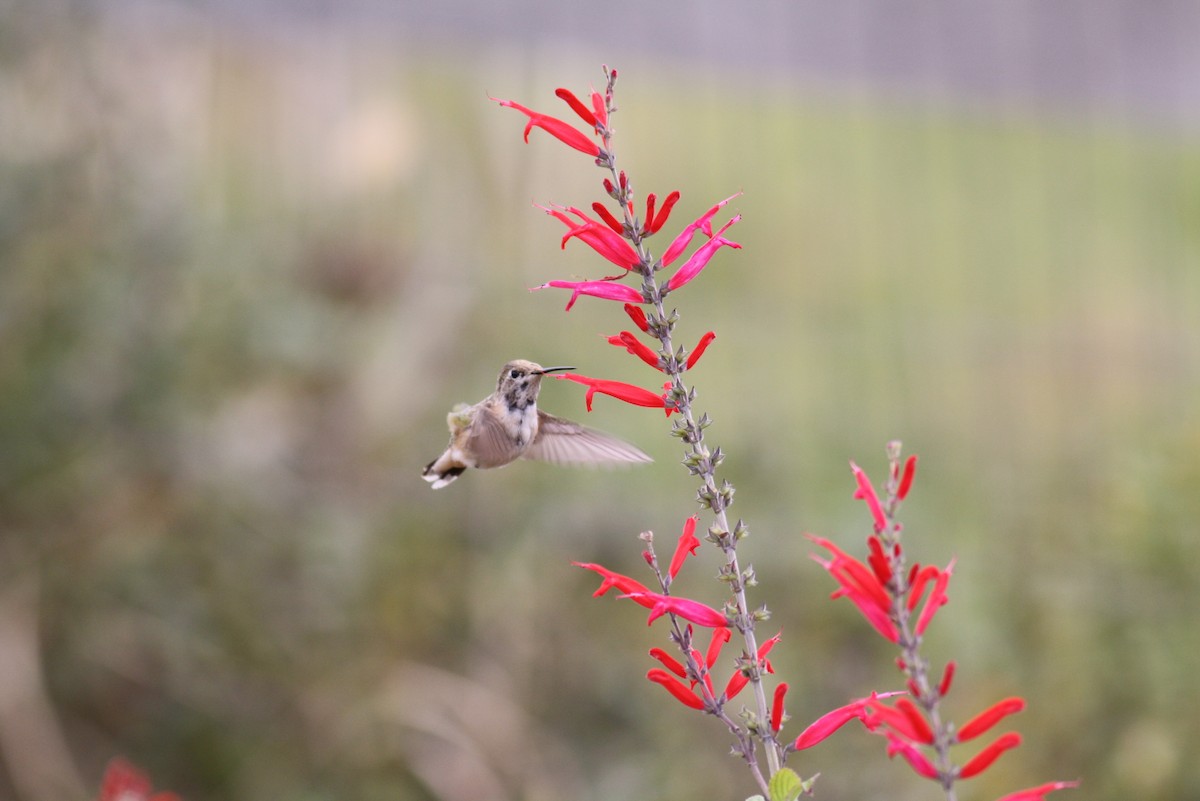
[{"left": 768, "top": 768, "right": 805, "bottom": 801}]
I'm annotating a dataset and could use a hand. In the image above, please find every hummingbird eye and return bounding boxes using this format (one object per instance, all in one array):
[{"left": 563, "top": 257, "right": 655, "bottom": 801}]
[{"left": 510, "top": 369, "right": 521, "bottom": 379}]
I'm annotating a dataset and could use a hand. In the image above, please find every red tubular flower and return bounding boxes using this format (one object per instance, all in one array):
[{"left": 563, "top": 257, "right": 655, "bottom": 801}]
[
  {"left": 914, "top": 558, "right": 955, "bottom": 636},
  {"left": 590, "top": 88, "right": 607, "bottom": 127},
  {"left": 98, "top": 758, "right": 180, "bottom": 801},
  {"left": 647, "top": 668, "right": 706, "bottom": 710},
  {"left": 938, "top": 661, "right": 957, "bottom": 697},
  {"left": 623, "top": 302, "right": 650, "bottom": 332},
  {"left": 648, "top": 647, "right": 688, "bottom": 679},
  {"left": 866, "top": 535, "right": 893, "bottom": 585},
  {"left": 664, "top": 216, "right": 742, "bottom": 292},
  {"left": 608, "top": 331, "right": 662, "bottom": 370},
  {"left": 705, "top": 626, "right": 731, "bottom": 669},
  {"left": 995, "top": 780, "right": 1081, "bottom": 801},
  {"left": 685, "top": 331, "right": 716, "bottom": 370},
  {"left": 807, "top": 534, "right": 898, "bottom": 643},
  {"left": 960, "top": 732, "right": 1022, "bottom": 779},
  {"left": 538, "top": 204, "right": 641, "bottom": 271},
  {"left": 646, "top": 190, "right": 682, "bottom": 235},
  {"left": 907, "top": 564, "right": 939, "bottom": 611},
  {"left": 624, "top": 592, "right": 731, "bottom": 628},
  {"left": 554, "top": 87, "right": 600, "bottom": 130},
  {"left": 572, "top": 562, "right": 653, "bottom": 605},
  {"left": 491, "top": 96, "right": 602, "bottom": 157},
  {"left": 591, "top": 201, "right": 624, "bottom": 235},
  {"left": 661, "top": 192, "right": 743, "bottom": 267},
  {"left": 724, "top": 631, "right": 782, "bottom": 699},
  {"left": 897, "top": 454, "right": 918, "bottom": 500},
  {"left": 957, "top": 697, "right": 1026, "bottom": 742},
  {"left": 864, "top": 698, "right": 934, "bottom": 745},
  {"left": 668, "top": 515, "right": 701, "bottom": 579},
  {"left": 771, "top": 683, "right": 789, "bottom": 733},
  {"left": 851, "top": 461, "right": 888, "bottom": 532},
  {"left": 883, "top": 730, "right": 940, "bottom": 779},
  {"left": 792, "top": 691, "right": 903, "bottom": 750},
  {"left": 533, "top": 279, "right": 644, "bottom": 311},
  {"left": 555, "top": 372, "right": 671, "bottom": 415}
]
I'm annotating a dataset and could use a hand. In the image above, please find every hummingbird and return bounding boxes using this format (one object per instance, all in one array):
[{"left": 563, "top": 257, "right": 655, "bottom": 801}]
[{"left": 422, "top": 359, "right": 652, "bottom": 488}]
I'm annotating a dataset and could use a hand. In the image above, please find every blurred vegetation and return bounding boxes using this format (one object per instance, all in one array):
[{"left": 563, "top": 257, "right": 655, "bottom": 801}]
[{"left": 2, "top": 3, "right": 1198, "bottom": 801}]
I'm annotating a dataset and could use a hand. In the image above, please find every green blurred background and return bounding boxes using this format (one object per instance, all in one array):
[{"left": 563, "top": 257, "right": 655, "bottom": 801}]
[{"left": 2, "top": 1, "right": 1198, "bottom": 799}]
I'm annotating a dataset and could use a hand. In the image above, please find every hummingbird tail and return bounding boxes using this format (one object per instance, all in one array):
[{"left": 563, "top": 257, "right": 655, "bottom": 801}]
[{"left": 422, "top": 458, "right": 466, "bottom": 489}]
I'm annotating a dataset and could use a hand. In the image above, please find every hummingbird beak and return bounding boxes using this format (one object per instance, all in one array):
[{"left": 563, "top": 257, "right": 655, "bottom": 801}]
[{"left": 536, "top": 366, "right": 575, "bottom": 375}]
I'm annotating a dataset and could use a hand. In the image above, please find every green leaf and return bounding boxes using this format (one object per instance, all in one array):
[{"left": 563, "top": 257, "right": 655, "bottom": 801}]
[{"left": 768, "top": 768, "right": 805, "bottom": 801}]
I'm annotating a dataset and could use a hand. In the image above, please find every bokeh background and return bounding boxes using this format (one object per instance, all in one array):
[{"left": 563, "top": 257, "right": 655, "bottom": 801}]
[{"left": 2, "top": 1, "right": 1198, "bottom": 799}]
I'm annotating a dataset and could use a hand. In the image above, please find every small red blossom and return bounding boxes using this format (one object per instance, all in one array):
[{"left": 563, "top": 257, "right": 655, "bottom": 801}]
[
  {"left": 866, "top": 535, "right": 893, "bottom": 585},
  {"left": 685, "top": 331, "right": 716, "bottom": 370},
  {"left": 644, "top": 190, "right": 682, "bottom": 235},
  {"left": 533, "top": 279, "right": 643, "bottom": 311},
  {"left": 938, "top": 661, "right": 957, "bottom": 697},
  {"left": 705, "top": 626, "right": 731, "bottom": 669},
  {"left": 995, "top": 780, "right": 1081, "bottom": 801},
  {"left": 98, "top": 758, "right": 181, "bottom": 801},
  {"left": 771, "top": 683, "right": 789, "bottom": 733},
  {"left": 664, "top": 215, "right": 742, "bottom": 292},
  {"left": 572, "top": 562, "right": 654, "bottom": 606},
  {"left": 556, "top": 372, "right": 671, "bottom": 415},
  {"left": 625, "top": 592, "right": 730, "bottom": 628},
  {"left": 957, "top": 696, "right": 1026, "bottom": 742},
  {"left": 851, "top": 461, "right": 887, "bottom": 532},
  {"left": 491, "top": 95, "right": 602, "bottom": 157},
  {"left": 608, "top": 331, "right": 661, "bottom": 370},
  {"left": 914, "top": 558, "right": 955, "bottom": 636},
  {"left": 661, "top": 192, "right": 743, "bottom": 267},
  {"left": 883, "top": 730, "right": 940, "bottom": 779},
  {"left": 724, "top": 631, "right": 782, "bottom": 699},
  {"left": 590, "top": 88, "right": 607, "bottom": 127},
  {"left": 623, "top": 302, "right": 649, "bottom": 332},
  {"left": 537, "top": 204, "right": 641, "bottom": 271},
  {"left": 807, "top": 534, "right": 898, "bottom": 643},
  {"left": 864, "top": 698, "right": 934, "bottom": 745},
  {"left": 907, "top": 564, "right": 940, "bottom": 612},
  {"left": 591, "top": 201, "right": 625, "bottom": 235},
  {"left": 554, "top": 87, "right": 600, "bottom": 130},
  {"left": 897, "top": 454, "right": 918, "bottom": 500},
  {"left": 648, "top": 647, "right": 688, "bottom": 679},
  {"left": 647, "top": 668, "right": 706, "bottom": 710},
  {"left": 960, "top": 732, "right": 1022, "bottom": 778},
  {"left": 668, "top": 515, "right": 702, "bottom": 579}
]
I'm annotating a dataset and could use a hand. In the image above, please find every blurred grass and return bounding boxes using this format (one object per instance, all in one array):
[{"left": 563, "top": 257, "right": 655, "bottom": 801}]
[{"left": 2, "top": 6, "right": 1199, "bottom": 801}]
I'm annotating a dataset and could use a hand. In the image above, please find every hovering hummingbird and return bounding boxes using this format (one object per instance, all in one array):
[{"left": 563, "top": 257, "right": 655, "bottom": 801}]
[{"left": 422, "top": 359, "right": 652, "bottom": 488}]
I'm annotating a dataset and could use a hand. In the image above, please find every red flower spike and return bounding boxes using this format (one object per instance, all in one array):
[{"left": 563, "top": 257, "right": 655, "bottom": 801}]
[
  {"left": 898, "top": 454, "right": 918, "bottom": 500},
  {"left": 490, "top": 96, "right": 601, "bottom": 157},
  {"left": 665, "top": 216, "right": 742, "bottom": 292},
  {"left": 938, "top": 661, "right": 956, "bottom": 697},
  {"left": 98, "top": 758, "right": 181, "bottom": 801},
  {"left": 995, "top": 780, "right": 1081, "bottom": 801},
  {"left": 915, "top": 558, "right": 955, "bottom": 636},
  {"left": 883, "top": 730, "right": 940, "bottom": 779},
  {"left": 538, "top": 204, "right": 641, "bottom": 271},
  {"left": 533, "top": 279, "right": 644, "bottom": 311},
  {"left": 957, "top": 696, "right": 1026, "bottom": 742},
  {"left": 572, "top": 562, "right": 654, "bottom": 605},
  {"left": 623, "top": 302, "right": 650, "bottom": 332},
  {"left": 590, "top": 88, "right": 607, "bottom": 127},
  {"left": 624, "top": 592, "right": 731, "bottom": 628},
  {"left": 771, "top": 683, "right": 789, "bottom": 733},
  {"left": 647, "top": 668, "right": 706, "bottom": 710},
  {"left": 555, "top": 373, "right": 671, "bottom": 415},
  {"left": 669, "top": 515, "right": 702, "bottom": 579},
  {"left": 705, "top": 626, "right": 731, "bottom": 669},
  {"left": 608, "top": 331, "right": 662, "bottom": 371},
  {"left": 960, "top": 732, "right": 1022, "bottom": 779},
  {"left": 554, "top": 87, "right": 600, "bottom": 129},
  {"left": 851, "top": 461, "right": 887, "bottom": 532},
  {"left": 648, "top": 190, "right": 682, "bottom": 235},
  {"left": 591, "top": 201, "right": 625, "bottom": 235},
  {"left": 649, "top": 647, "right": 688, "bottom": 679},
  {"left": 807, "top": 534, "right": 898, "bottom": 643},
  {"left": 685, "top": 331, "right": 716, "bottom": 370},
  {"left": 661, "top": 192, "right": 743, "bottom": 267}
]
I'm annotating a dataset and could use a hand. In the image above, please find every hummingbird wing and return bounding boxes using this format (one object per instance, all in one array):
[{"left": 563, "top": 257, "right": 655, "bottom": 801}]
[
  {"left": 463, "top": 400, "right": 526, "bottom": 469},
  {"left": 523, "top": 411, "right": 653, "bottom": 465}
]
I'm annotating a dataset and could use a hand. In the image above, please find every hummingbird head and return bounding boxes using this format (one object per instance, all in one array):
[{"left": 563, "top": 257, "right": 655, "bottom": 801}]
[{"left": 496, "top": 360, "right": 574, "bottom": 410}]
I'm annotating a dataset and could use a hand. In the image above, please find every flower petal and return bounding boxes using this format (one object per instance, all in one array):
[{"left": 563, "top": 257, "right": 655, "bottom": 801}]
[
  {"left": 664, "top": 216, "right": 742, "bottom": 292},
  {"left": 668, "top": 515, "right": 702, "bottom": 579},
  {"left": 647, "top": 668, "right": 706, "bottom": 710},
  {"left": 532, "top": 280, "right": 643, "bottom": 311},
  {"left": 491, "top": 95, "right": 601, "bottom": 156},
  {"left": 960, "top": 732, "right": 1022, "bottom": 779},
  {"left": 957, "top": 697, "right": 1026, "bottom": 742},
  {"left": 995, "top": 780, "right": 1081, "bottom": 801},
  {"left": 661, "top": 192, "right": 742, "bottom": 267},
  {"left": 555, "top": 372, "right": 670, "bottom": 414}
]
